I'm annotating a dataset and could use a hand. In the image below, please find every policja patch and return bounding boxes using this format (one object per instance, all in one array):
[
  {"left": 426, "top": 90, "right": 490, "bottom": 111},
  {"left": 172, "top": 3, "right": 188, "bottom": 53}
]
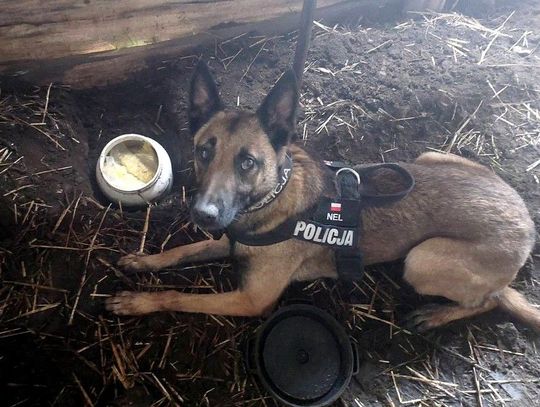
[
  {"left": 291, "top": 196, "right": 363, "bottom": 248},
  {"left": 292, "top": 220, "right": 356, "bottom": 247}
]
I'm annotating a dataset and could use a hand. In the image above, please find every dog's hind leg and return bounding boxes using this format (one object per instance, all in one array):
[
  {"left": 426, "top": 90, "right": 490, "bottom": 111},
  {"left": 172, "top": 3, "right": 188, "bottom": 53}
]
[
  {"left": 117, "top": 235, "right": 230, "bottom": 272},
  {"left": 406, "top": 300, "right": 498, "bottom": 332},
  {"left": 403, "top": 237, "right": 515, "bottom": 331}
]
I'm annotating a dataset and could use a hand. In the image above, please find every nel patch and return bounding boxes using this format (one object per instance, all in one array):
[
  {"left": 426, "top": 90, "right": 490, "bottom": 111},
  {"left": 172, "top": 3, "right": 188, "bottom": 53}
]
[{"left": 313, "top": 197, "right": 362, "bottom": 227}]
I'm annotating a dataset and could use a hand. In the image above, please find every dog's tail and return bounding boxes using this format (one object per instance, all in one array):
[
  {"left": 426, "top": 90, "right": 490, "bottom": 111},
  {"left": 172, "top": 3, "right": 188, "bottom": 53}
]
[
  {"left": 496, "top": 287, "right": 540, "bottom": 332},
  {"left": 293, "top": 0, "right": 316, "bottom": 87}
]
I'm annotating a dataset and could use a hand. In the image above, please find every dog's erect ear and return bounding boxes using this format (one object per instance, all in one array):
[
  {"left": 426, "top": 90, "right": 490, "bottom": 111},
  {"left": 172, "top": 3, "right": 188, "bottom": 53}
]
[
  {"left": 257, "top": 70, "right": 299, "bottom": 151},
  {"left": 189, "top": 61, "right": 223, "bottom": 134}
]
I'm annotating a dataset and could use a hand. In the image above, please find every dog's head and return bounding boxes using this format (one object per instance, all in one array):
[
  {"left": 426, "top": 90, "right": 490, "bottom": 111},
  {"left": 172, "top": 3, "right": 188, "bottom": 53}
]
[{"left": 188, "top": 62, "right": 299, "bottom": 230}]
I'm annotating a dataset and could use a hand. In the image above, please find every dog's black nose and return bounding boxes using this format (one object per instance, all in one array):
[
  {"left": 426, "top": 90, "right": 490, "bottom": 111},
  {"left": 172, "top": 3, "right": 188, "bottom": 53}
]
[{"left": 192, "top": 202, "right": 219, "bottom": 226}]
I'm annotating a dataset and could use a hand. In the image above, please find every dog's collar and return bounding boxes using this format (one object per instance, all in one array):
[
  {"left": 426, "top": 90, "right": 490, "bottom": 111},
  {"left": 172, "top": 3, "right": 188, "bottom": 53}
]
[{"left": 242, "top": 153, "right": 293, "bottom": 213}]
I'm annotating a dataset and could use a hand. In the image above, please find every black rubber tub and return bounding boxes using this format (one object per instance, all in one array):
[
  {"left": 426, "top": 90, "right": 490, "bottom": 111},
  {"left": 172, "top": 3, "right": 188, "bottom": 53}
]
[{"left": 245, "top": 304, "right": 359, "bottom": 407}]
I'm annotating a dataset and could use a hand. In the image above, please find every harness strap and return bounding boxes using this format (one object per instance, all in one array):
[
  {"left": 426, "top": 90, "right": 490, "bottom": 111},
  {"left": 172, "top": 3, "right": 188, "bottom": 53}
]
[
  {"left": 225, "top": 205, "right": 317, "bottom": 246},
  {"left": 333, "top": 167, "right": 363, "bottom": 280}
]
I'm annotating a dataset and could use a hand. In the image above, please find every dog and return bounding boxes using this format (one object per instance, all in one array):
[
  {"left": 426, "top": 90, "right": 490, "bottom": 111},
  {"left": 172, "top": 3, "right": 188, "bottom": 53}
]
[{"left": 105, "top": 61, "right": 539, "bottom": 333}]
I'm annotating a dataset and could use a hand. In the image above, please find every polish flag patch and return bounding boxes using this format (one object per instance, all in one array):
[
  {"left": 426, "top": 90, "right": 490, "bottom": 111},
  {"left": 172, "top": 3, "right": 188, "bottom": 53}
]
[{"left": 330, "top": 202, "right": 342, "bottom": 212}]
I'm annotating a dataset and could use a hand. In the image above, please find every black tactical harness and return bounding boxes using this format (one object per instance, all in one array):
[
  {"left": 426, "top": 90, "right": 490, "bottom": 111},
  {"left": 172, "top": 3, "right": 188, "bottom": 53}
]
[{"left": 219, "top": 156, "right": 415, "bottom": 281}]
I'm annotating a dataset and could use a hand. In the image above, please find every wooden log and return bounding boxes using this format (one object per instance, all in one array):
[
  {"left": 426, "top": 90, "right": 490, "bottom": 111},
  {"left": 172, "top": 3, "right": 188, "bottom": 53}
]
[{"left": 0, "top": 0, "right": 402, "bottom": 88}]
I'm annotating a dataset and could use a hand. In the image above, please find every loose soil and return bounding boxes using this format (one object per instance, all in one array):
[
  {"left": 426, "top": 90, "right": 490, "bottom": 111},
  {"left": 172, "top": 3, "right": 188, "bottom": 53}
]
[{"left": 1, "top": 1, "right": 539, "bottom": 406}]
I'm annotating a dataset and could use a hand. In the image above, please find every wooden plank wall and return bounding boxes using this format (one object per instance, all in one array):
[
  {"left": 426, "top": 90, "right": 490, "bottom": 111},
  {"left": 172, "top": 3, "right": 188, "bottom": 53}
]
[{"left": 0, "top": 0, "right": 410, "bottom": 88}]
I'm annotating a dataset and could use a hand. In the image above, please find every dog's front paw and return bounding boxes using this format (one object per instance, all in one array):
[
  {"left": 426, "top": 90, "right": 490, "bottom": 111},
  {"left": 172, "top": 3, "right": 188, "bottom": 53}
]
[
  {"left": 105, "top": 291, "right": 159, "bottom": 315},
  {"left": 117, "top": 253, "right": 153, "bottom": 272}
]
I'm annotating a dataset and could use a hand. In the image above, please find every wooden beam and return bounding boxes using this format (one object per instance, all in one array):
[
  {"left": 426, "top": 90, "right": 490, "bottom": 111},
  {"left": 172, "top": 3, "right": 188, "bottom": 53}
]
[{"left": 0, "top": 0, "right": 401, "bottom": 88}]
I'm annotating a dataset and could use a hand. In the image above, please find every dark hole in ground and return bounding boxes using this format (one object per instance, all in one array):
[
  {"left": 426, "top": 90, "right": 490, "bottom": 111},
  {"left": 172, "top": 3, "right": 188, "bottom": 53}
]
[{"left": 1, "top": 1, "right": 540, "bottom": 406}]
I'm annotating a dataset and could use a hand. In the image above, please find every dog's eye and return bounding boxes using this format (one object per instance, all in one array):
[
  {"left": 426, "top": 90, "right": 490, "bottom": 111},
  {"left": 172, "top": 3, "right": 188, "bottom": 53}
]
[
  {"left": 197, "top": 147, "right": 210, "bottom": 162},
  {"left": 240, "top": 157, "right": 255, "bottom": 171}
]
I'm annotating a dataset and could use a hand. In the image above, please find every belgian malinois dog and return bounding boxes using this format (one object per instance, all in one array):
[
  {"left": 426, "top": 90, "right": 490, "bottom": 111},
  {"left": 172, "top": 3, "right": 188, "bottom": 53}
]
[{"left": 105, "top": 60, "right": 539, "bottom": 331}]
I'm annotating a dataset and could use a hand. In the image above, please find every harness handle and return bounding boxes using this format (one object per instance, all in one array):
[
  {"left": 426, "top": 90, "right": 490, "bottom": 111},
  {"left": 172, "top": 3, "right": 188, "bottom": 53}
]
[{"left": 356, "top": 163, "right": 415, "bottom": 207}]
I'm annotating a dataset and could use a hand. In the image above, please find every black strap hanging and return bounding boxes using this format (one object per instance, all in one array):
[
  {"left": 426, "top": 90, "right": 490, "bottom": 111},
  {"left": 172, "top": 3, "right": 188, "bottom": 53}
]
[{"left": 332, "top": 167, "right": 364, "bottom": 281}]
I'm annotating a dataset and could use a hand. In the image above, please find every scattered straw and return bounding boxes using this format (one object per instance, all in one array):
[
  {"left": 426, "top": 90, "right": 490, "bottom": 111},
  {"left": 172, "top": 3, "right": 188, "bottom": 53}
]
[{"left": 1, "top": 5, "right": 539, "bottom": 406}]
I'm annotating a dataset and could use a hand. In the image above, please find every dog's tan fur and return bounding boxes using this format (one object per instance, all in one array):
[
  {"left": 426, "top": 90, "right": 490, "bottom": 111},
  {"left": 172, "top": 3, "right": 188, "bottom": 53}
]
[{"left": 106, "top": 66, "right": 539, "bottom": 332}]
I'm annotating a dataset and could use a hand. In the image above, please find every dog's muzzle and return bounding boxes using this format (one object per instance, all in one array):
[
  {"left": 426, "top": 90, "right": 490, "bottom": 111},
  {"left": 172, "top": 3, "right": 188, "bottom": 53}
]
[{"left": 191, "top": 201, "right": 220, "bottom": 228}]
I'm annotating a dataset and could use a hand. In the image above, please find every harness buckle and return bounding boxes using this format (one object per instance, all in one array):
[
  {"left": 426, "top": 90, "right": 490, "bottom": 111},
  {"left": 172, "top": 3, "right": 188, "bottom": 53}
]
[
  {"left": 335, "top": 167, "right": 361, "bottom": 200},
  {"left": 335, "top": 167, "right": 361, "bottom": 185}
]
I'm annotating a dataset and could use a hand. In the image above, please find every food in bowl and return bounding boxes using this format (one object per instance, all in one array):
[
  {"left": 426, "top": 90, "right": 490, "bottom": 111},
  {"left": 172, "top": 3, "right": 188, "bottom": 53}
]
[{"left": 102, "top": 139, "right": 158, "bottom": 190}]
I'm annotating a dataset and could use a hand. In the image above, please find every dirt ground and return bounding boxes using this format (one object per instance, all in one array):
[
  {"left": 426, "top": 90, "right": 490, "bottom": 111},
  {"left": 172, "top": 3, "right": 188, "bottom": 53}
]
[{"left": 1, "top": 1, "right": 540, "bottom": 406}]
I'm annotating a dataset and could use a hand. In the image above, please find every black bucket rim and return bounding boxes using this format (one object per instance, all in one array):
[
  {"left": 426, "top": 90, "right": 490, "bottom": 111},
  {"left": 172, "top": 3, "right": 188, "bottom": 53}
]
[{"left": 247, "top": 304, "right": 355, "bottom": 407}]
